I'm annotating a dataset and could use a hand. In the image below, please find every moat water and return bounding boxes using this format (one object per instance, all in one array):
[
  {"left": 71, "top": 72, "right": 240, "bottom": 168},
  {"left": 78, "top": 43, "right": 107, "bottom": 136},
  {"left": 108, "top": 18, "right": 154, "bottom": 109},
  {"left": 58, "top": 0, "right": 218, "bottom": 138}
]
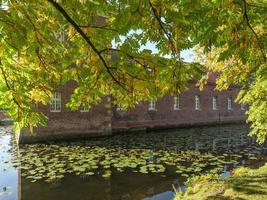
[{"left": 0, "top": 124, "right": 267, "bottom": 200}]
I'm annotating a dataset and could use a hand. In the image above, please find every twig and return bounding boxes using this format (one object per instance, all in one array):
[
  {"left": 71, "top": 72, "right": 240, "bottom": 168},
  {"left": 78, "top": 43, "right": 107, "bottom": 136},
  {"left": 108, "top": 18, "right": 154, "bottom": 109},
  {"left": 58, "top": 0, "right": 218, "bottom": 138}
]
[
  {"left": 0, "top": 33, "right": 19, "bottom": 50},
  {"left": 78, "top": 24, "right": 118, "bottom": 33},
  {"left": 100, "top": 48, "right": 152, "bottom": 70},
  {"left": 243, "top": 0, "right": 266, "bottom": 61},
  {"left": 148, "top": 0, "right": 178, "bottom": 55},
  {"left": 0, "top": 59, "right": 23, "bottom": 110},
  {"left": 47, "top": 0, "right": 129, "bottom": 92}
]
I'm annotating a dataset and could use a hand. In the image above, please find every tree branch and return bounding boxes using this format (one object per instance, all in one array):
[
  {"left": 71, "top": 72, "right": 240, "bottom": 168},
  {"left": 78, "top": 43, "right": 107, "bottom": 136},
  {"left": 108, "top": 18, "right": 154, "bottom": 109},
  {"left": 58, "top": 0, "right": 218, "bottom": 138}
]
[
  {"left": 0, "top": 59, "right": 23, "bottom": 110},
  {"left": 148, "top": 0, "right": 178, "bottom": 56},
  {"left": 243, "top": 0, "right": 266, "bottom": 61},
  {"left": 47, "top": 0, "right": 129, "bottom": 91},
  {"left": 35, "top": 48, "right": 50, "bottom": 72},
  {"left": 246, "top": 2, "right": 267, "bottom": 9},
  {"left": 100, "top": 48, "right": 152, "bottom": 70},
  {"left": 0, "top": 33, "right": 19, "bottom": 51},
  {"left": 25, "top": 13, "right": 43, "bottom": 47},
  {"left": 78, "top": 24, "right": 118, "bottom": 33}
]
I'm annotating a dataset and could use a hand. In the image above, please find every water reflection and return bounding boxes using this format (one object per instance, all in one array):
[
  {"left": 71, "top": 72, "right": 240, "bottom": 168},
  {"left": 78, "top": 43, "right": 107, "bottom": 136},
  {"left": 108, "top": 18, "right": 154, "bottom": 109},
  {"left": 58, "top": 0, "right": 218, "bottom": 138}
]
[
  {"left": 20, "top": 172, "right": 179, "bottom": 200},
  {"left": 0, "top": 124, "right": 266, "bottom": 200},
  {"left": 0, "top": 127, "right": 19, "bottom": 200}
]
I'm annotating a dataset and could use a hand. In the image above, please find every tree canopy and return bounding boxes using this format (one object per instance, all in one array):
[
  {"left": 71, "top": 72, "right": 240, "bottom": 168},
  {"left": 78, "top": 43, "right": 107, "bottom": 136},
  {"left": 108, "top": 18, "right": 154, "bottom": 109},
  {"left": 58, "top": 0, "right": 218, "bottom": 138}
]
[{"left": 0, "top": 0, "right": 266, "bottom": 142}]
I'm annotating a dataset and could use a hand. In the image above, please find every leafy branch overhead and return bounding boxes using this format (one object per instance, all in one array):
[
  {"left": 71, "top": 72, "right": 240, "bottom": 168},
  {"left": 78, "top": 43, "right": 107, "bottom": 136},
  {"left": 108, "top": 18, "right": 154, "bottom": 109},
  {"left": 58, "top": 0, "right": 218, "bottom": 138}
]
[{"left": 0, "top": 0, "right": 266, "bottom": 142}]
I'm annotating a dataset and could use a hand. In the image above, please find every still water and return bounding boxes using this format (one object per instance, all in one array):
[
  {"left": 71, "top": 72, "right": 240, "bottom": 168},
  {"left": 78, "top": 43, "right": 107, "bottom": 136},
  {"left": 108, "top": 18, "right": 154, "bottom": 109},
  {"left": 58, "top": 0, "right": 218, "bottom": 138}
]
[{"left": 0, "top": 124, "right": 266, "bottom": 200}]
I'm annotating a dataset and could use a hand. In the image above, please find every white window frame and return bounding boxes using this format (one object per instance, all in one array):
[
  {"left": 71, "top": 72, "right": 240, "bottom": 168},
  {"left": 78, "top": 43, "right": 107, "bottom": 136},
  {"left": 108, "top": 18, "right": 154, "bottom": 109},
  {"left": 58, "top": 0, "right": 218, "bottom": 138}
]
[
  {"left": 212, "top": 96, "right": 218, "bottom": 110},
  {"left": 80, "top": 105, "right": 90, "bottom": 112},
  {"left": 58, "top": 28, "right": 66, "bottom": 42},
  {"left": 227, "top": 97, "right": 232, "bottom": 110},
  {"left": 50, "top": 92, "right": 61, "bottom": 112},
  {"left": 195, "top": 95, "right": 200, "bottom": 110},
  {"left": 116, "top": 103, "right": 126, "bottom": 111},
  {"left": 148, "top": 100, "right": 156, "bottom": 111},
  {"left": 54, "top": 26, "right": 67, "bottom": 42},
  {"left": 174, "top": 96, "right": 180, "bottom": 110}
]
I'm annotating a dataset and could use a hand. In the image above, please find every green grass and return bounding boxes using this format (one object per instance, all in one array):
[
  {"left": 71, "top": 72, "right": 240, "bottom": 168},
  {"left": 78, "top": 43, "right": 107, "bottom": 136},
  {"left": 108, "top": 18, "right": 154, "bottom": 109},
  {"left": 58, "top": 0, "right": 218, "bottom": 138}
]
[{"left": 175, "top": 163, "right": 267, "bottom": 200}]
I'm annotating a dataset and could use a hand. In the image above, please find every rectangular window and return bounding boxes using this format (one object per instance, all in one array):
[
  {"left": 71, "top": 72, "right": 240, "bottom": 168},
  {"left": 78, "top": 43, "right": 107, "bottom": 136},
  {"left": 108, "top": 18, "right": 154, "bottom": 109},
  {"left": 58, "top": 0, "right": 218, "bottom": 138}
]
[
  {"left": 174, "top": 96, "right": 180, "bottom": 110},
  {"left": 212, "top": 96, "right": 218, "bottom": 110},
  {"left": 148, "top": 100, "right": 156, "bottom": 111},
  {"left": 50, "top": 92, "right": 61, "bottom": 112},
  {"left": 116, "top": 103, "right": 125, "bottom": 111},
  {"left": 227, "top": 97, "right": 232, "bottom": 110},
  {"left": 80, "top": 105, "right": 90, "bottom": 112},
  {"left": 57, "top": 27, "right": 67, "bottom": 42},
  {"left": 195, "top": 95, "right": 200, "bottom": 110}
]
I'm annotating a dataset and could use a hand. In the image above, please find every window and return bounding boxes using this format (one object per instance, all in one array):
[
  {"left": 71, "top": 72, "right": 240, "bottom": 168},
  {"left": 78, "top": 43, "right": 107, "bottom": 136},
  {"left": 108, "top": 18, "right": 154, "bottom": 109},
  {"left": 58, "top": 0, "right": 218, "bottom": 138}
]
[
  {"left": 148, "top": 100, "right": 156, "bottom": 111},
  {"left": 54, "top": 26, "right": 67, "bottom": 42},
  {"left": 212, "top": 96, "right": 218, "bottom": 110},
  {"left": 227, "top": 97, "right": 232, "bottom": 110},
  {"left": 58, "top": 28, "right": 66, "bottom": 41},
  {"left": 50, "top": 92, "right": 61, "bottom": 112},
  {"left": 174, "top": 96, "right": 180, "bottom": 110},
  {"left": 195, "top": 95, "right": 200, "bottom": 110},
  {"left": 241, "top": 104, "right": 245, "bottom": 110},
  {"left": 80, "top": 105, "right": 90, "bottom": 112},
  {"left": 116, "top": 104, "right": 125, "bottom": 111}
]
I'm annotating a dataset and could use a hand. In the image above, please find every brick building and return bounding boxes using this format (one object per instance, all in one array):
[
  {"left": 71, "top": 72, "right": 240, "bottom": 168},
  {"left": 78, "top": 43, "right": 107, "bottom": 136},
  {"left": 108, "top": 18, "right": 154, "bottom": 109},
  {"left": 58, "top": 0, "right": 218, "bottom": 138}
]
[
  {"left": 18, "top": 77, "right": 247, "bottom": 143},
  {"left": 14, "top": 16, "right": 246, "bottom": 143}
]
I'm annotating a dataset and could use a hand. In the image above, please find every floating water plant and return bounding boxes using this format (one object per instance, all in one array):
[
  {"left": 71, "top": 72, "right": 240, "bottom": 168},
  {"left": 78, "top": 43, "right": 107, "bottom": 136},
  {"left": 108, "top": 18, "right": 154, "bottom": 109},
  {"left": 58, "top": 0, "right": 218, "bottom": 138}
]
[{"left": 1, "top": 125, "right": 264, "bottom": 183}]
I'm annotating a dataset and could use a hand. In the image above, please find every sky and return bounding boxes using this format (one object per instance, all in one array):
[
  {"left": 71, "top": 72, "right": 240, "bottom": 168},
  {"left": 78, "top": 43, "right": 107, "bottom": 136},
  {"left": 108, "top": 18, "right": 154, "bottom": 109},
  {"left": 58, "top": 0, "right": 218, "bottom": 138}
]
[
  {"left": 112, "top": 32, "right": 196, "bottom": 63},
  {"left": 140, "top": 41, "right": 196, "bottom": 62},
  {"left": 1, "top": 3, "right": 196, "bottom": 63}
]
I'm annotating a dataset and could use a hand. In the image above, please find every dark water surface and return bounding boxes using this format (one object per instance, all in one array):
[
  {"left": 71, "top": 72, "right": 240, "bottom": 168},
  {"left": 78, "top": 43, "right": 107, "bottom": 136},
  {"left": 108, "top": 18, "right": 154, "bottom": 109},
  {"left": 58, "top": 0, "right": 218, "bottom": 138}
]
[{"left": 0, "top": 124, "right": 267, "bottom": 200}]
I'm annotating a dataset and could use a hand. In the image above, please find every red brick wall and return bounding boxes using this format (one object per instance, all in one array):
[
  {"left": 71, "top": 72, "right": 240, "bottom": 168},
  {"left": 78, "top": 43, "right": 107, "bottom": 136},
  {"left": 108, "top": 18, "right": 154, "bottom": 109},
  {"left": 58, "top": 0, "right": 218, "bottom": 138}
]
[
  {"left": 112, "top": 83, "right": 246, "bottom": 129},
  {"left": 20, "top": 82, "right": 247, "bottom": 142},
  {"left": 26, "top": 81, "right": 112, "bottom": 140}
]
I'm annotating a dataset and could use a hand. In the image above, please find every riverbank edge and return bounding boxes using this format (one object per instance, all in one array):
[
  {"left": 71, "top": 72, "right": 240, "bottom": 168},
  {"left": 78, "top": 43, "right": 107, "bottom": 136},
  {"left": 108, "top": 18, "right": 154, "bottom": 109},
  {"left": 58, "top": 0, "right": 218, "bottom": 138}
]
[{"left": 174, "top": 163, "right": 267, "bottom": 200}]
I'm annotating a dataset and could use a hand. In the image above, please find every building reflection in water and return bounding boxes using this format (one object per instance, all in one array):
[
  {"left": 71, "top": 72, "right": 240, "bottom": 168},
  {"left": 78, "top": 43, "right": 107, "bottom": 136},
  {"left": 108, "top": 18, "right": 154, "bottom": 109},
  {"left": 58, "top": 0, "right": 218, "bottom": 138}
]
[{"left": 14, "top": 124, "right": 267, "bottom": 200}]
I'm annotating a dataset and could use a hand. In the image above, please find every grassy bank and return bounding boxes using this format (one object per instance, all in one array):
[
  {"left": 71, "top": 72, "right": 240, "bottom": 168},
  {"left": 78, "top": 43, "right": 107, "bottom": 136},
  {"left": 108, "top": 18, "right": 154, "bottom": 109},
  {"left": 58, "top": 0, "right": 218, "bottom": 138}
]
[{"left": 175, "top": 163, "right": 267, "bottom": 200}]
